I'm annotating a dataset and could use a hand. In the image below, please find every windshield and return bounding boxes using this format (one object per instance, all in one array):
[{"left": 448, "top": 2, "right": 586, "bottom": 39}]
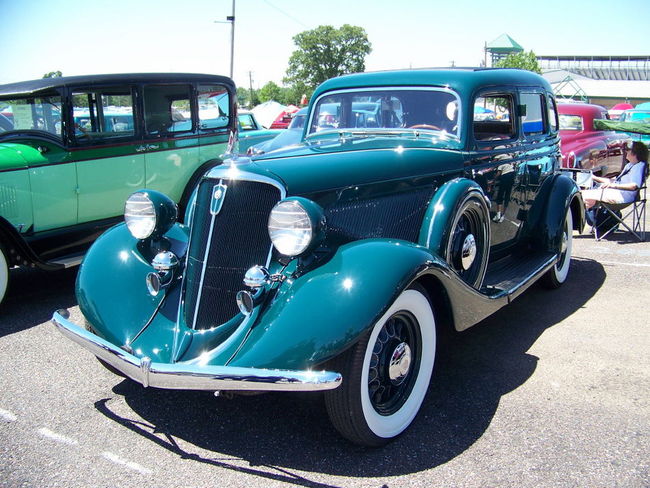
[
  {"left": 308, "top": 88, "right": 460, "bottom": 139},
  {"left": 558, "top": 114, "right": 583, "bottom": 131},
  {"left": 0, "top": 95, "right": 63, "bottom": 138}
]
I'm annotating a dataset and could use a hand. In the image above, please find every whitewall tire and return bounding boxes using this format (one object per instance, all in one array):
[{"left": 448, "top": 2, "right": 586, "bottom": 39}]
[
  {"left": 324, "top": 286, "right": 436, "bottom": 446},
  {"left": 543, "top": 209, "right": 573, "bottom": 288}
]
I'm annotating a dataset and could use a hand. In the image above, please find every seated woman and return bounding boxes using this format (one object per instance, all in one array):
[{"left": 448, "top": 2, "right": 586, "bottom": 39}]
[{"left": 582, "top": 141, "right": 648, "bottom": 210}]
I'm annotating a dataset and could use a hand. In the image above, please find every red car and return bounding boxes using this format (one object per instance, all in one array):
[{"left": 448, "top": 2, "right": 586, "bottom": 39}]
[{"left": 558, "top": 103, "right": 630, "bottom": 177}]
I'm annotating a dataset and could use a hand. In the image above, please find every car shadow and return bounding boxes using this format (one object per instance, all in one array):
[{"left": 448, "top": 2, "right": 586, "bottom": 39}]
[
  {"left": 0, "top": 266, "right": 78, "bottom": 338},
  {"left": 95, "top": 257, "right": 605, "bottom": 480}
]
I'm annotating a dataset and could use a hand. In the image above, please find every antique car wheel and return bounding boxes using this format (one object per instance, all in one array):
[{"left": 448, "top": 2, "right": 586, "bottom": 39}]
[
  {"left": 324, "top": 286, "right": 436, "bottom": 447},
  {"left": 0, "top": 244, "right": 9, "bottom": 305},
  {"left": 542, "top": 209, "right": 573, "bottom": 289},
  {"left": 445, "top": 194, "right": 489, "bottom": 289}
]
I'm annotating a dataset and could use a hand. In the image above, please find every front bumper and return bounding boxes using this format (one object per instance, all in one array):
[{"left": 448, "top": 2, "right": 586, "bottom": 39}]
[{"left": 52, "top": 309, "right": 342, "bottom": 392}]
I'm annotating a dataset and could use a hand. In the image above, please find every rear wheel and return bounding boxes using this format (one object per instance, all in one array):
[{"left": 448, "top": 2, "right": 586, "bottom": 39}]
[
  {"left": 0, "top": 244, "right": 9, "bottom": 305},
  {"left": 542, "top": 209, "right": 573, "bottom": 289},
  {"left": 324, "top": 286, "right": 436, "bottom": 447}
]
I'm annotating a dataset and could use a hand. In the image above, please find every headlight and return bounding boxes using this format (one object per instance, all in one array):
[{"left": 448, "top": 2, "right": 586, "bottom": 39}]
[
  {"left": 268, "top": 198, "right": 325, "bottom": 256},
  {"left": 124, "top": 190, "right": 177, "bottom": 240}
]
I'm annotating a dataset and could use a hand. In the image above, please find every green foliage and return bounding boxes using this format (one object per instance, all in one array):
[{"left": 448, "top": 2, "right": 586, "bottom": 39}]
[
  {"left": 42, "top": 71, "right": 63, "bottom": 78},
  {"left": 495, "top": 51, "right": 541, "bottom": 74},
  {"left": 284, "top": 24, "right": 372, "bottom": 91},
  {"left": 259, "top": 81, "right": 283, "bottom": 103},
  {"left": 237, "top": 86, "right": 260, "bottom": 108}
]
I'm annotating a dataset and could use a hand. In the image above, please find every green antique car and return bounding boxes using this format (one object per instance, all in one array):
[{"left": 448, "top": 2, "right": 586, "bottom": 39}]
[
  {"left": 0, "top": 73, "right": 237, "bottom": 304},
  {"left": 53, "top": 69, "right": 584, "bottom": 446}
]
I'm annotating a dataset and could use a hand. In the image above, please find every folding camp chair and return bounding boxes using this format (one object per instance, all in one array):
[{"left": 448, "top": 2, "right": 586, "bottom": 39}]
[{"left": 594, "top": 184, "right": 646, "bottom": 241}]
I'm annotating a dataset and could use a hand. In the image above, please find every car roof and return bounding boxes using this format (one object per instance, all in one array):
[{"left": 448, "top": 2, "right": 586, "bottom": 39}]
[
  {"left": 0, "top": 73, "right": 234, "bottom": 97},
  {"left": 311, "top": 68, "right": 552, "bottom": 100}
]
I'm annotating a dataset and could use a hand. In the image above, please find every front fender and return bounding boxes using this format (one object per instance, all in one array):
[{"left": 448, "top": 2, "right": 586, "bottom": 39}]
[
  {"left": 418, "top": 177, "right": 486, "bottom": 256},
  {"left": 228, "top": 239, "right": 435, "bottom": 370},
  {"left": 76, "top": 223, "right": 189, "bottom": 347}
]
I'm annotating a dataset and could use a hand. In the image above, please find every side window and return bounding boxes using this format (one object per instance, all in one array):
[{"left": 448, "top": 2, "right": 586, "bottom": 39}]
[
  {"left": 0, "top": 96, "right": 63, "bottom": 138},
  {"left": 238, "top": 114, "right": 255, "bottom": 130},
  {"left": 473, "top": 95, "right": 514, "bottom": 141},
  {"left": 520, "top": 93, "right": 546, "bottom": 136},
  {"left": 547, "top": 96, "right": 558, "bottom": 132},
  {"left": 72, "top": 87, "right": 134, "bottom": 144},
  {"left": 198, "top": 84, "right": 230, "bottom": 130},
  {"left": 143, "top": 84, "right": 193, "bottom": 137}
]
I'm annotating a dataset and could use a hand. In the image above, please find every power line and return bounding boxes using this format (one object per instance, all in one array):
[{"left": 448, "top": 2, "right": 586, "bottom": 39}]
[{"left": 261, "top": 0, "right": 309, "bottom": 28}]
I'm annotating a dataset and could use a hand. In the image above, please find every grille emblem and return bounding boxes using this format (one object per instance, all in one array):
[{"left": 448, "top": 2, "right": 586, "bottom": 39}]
[{"left": 210, "top": 183, "right": 228, "bottom": 215}]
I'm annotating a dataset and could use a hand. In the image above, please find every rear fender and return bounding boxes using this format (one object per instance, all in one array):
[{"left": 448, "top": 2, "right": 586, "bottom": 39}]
[{"left": 529, "top": 173, "right": 584, "bottom": 253}]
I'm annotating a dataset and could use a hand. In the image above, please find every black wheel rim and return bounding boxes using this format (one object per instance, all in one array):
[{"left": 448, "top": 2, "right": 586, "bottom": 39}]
[
  {"left": 449, "top": 204, "right": 485, "bottom": 286},
  {"left": 368, "top": 311, "right": 422, "bottom": 416}
]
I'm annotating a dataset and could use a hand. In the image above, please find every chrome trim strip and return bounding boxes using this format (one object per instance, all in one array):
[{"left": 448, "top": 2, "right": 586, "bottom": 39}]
[{"left": 52, "top": 310, "right": 342, "bottom": 392}]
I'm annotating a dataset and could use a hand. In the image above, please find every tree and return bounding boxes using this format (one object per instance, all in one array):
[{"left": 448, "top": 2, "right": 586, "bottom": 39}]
[
  {"left": 258, "top": 81, "right": 283, "bottom": 103},
  {"left": 237, "top": 86, "right": 259, "bottom": 108},
  {"left": 284, "top": 24, "right": 371, "bottom": 91},
  {"left": 42, "top": 71, "right": 63, "bottom": 78},
  {"left": 495, "top": 51, "right": 541, "bottom": 74}
]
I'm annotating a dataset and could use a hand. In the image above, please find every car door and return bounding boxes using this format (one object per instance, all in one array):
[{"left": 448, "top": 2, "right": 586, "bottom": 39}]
[
  {"left": 518, "top": 90, "right": 557, "bottom": 216},
  {"left": 72, "top": 84, "right": 145, "bottom": 223},
  {"left": 141, "top": 83, "right": 200, "bottom": 203},
  {"left": 470, "top": 91, "right": 527, "bottom": 249}
]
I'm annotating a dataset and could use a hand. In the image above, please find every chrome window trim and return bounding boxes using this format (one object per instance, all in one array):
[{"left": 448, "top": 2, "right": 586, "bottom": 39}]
[{"left": 307, "top": 86, "right": 463, "bottom": 140}]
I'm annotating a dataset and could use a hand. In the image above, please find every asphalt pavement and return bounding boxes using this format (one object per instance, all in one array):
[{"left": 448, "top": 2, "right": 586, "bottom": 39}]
[{"left": 0, "top": 221, "right": 648, "bottom": 488}]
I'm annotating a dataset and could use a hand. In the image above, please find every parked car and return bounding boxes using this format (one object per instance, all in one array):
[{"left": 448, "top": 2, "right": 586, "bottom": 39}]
[
  {"left": 269, "top": 105, "right": 299, "bottom": 129},
  {"left": 0, "top": 73, "right": 237, "bottom": 305},
  {"left": 247, "top": 107, "right": 307, "bottom": 155},
  {"left": 53, "top": 69, "right": 584, "bottom": 447},
  {"left": 619, "top": 105, "right": 650, "bottom": 142},
  {"left": 236, "top": 110, "right": 281, "bottom": 154},
  {"left": 558, "top": 103, "right": 630, "bottom": 176}
]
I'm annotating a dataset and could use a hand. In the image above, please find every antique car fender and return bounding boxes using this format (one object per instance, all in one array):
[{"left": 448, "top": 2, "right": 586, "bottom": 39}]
[
  {"left": 75, "top": 223, "right": 189, "bottom": 347},
  {"left": 418, "top": 177, "right": 488, "bottom": 255},
  {"left": 528, "top": 172, "right": 584, "bottom": 253},
  {"left": 227, "top": 237, "right": 506, "bottom": 371}
]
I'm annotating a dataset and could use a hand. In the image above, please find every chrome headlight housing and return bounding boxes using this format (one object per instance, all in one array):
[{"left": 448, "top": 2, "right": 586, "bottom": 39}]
[
  {"left": 124, "top": 190, "right": 178, "bottom": 240},
  {"left": 268, "top": 197, "right": 325, "bottom": 256}
]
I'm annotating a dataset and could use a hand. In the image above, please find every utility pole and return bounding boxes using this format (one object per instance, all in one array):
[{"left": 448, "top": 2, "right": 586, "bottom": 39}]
[
  {"left": 228, "top": 0, "right": 235, "bottom": 79},
  {"left": 215, "top": 0, "right": 235, "bottom": 79},
  {"left": 248, "top": 71, "right": 254, "bottom": 108}
]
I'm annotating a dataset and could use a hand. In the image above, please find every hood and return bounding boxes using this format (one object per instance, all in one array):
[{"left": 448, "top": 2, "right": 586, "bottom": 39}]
[{"left": 245, "top": 137, "right": 464, "bottom": 195}]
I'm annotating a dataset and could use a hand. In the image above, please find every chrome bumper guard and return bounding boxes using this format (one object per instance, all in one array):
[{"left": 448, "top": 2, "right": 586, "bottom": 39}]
[{"left": 52, "top": 310, "right": 342, "bottom": 392}]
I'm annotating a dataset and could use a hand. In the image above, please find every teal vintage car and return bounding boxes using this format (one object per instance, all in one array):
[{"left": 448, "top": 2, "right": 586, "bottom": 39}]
[
  {"left": 53, "top": 69, "right": 584, "bottom": 447},
  {"left": 0, "top": 73, "right": 237, "bottom": 304}
]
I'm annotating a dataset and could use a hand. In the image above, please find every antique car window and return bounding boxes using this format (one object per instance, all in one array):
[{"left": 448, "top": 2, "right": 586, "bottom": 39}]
[
  {"left": 198, "top": 84, "right": 230, "bottom": 130},
  {"left": 547, "top": 96, "right": 558, "bottom": 132},
  {"left": 473, "top": 95, "right": 514, "bottom": 141},
  {"left": 520, "top": 93, "right": 546, "bottom": 136},
  {"left": 72, "top": 87, "right": 134, "bottom": 143},
  {"left": 558, "top": 114, "right": 583, "bottom": 131},
  {"left": 308, "top": 88, "right": 460, "bottom": 138},
  {"left": 0, "top": 95, "right": 63, "bottom": 138},
  {"left": 144, "top": 84, "right": 193, "bottom": 136}
]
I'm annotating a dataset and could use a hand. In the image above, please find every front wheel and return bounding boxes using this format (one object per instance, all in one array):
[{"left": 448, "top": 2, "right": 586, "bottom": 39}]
[
  {"left": 542, "top": 209, "right": 573, "bottom": 289},
  {"left": 324, "top": 286, "right": 436, "bottom": 447}
]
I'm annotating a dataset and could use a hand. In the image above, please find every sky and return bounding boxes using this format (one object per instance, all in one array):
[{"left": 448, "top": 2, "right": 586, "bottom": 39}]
[{"left": 1, "top": 0, "right": 649, "bottom": 89}]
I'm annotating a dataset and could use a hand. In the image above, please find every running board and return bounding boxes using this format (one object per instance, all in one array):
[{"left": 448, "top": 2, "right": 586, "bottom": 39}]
[{"left": 48, "top": 255, "right": 84, "bottom": 268}]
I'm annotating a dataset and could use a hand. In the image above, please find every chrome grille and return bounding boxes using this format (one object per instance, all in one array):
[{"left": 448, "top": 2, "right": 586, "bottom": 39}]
[{"left": 183, "top": 177, "right": 282, "bottom": 329}]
